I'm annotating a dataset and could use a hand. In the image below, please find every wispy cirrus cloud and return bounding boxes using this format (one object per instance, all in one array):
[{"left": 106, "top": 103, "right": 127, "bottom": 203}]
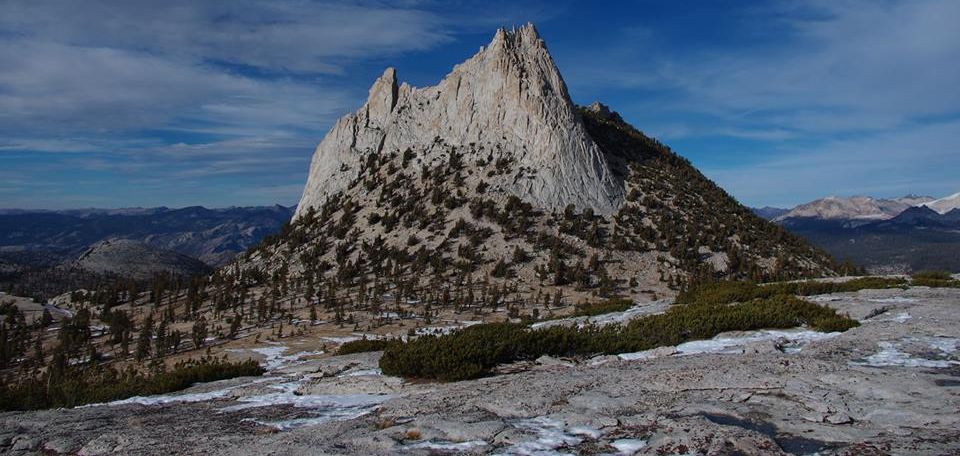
[
  {"left": 567, "top": 0, "right": 960, "bottom": 134},
  {"left": 558, "top": 0, "right": 960, "bottom": 206},
  {"left": 0, "top": 1, "right": 470, "bottom": 208},
  {"left": 1, "top": 0, "right": 956, "bottom": 209},
  {"left": 0, "top": 1, "right": 453, "bottom": 75}
]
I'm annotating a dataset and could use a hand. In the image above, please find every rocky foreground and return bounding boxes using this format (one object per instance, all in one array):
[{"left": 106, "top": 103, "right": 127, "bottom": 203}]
[{"left": 2, "top": 286, "right": 959, "bottom": 455}]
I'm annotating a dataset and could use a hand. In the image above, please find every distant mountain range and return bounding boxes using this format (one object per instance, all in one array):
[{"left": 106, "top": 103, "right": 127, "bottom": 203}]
[
  {"left": 922, "top": 192, "right": 960, "bottom": 215},
  {"left": 754, "top": 193, "right": 960, "bottom": 273},
  {"left": 772, "top": 195, "right": 934, "bottom": 223},
  {"left": 0, "top": 205, "right": 293, "bottom": 279}
]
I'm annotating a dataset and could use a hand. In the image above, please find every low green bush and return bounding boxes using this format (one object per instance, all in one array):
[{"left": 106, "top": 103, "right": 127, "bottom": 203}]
[
  {"left": 380, "top": 295, "right": 858, "bottom": 381},
  {"left": 337, "top": 338, "right": 393, "bottom": 355},
  {"left": 0, "top": 356, "right": 264, "bottom": 411},
  {"left": 912, "top": 271, "right": 953, "bottom": 281},
  {"left": 676, "top": 277, "right": 908, "bottom": 305},
  {"left": 910, "top": 271, "right": 959, "bottom": 288}
]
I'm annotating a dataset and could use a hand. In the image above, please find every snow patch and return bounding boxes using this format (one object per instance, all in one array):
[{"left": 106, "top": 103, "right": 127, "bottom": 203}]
[
  {"left": 867, "top": 297, "right": 916, "bottom": 304},
  {"left": 617, "top": 350, "right": 660, "bottom": 361},
  {"left": 618, "top": 329, "right": 840, "bottom": 361},
  {"left": 531, "top": 300, "right": 670, "bottom": 330},
  {"left": 95, "top": 387, "right": 234, "bottom": 407},
  {"left": 44, "top": 304, "right": 73, "bottom": 318},
  {"left": 220, "top": 381, "right": 390, "bottom": 412},
  {"left": 610, "top": 438, "right": 647, "bottom": 455},
  {"left": 243, "top": 346, "right": 323, "bottom": 371},
  {"left": 496, "top": 416, "right": 588, "bottom": 455},
  {"left": 242, "top": 409, "right": 377, "bottom": 431},
  {"left": 890, "top": 312, "right": 912, "bottom": 323},
  {"left": 322, "top": 333, "right": 385, "bottom": 344},
  {"left": 568, "top": 425, "right": 602, "bottom": 439},
  {"left": 925, "top": 337, "right": 960, "bottom": 354},
  {"left": 414, "top": 320, "right": 483, "bottom": 336},
  {"left": 83, "top": 378, "right": 275, "bottom": 408},
  {"left": 338, "top": 368, "right": 383, "bottom": 378},
  {"left": 403, "top": 440, "right": 489, "bottom": 452},
  {"left": 855, "top": 341, "right": 960, "bottom": 368}
]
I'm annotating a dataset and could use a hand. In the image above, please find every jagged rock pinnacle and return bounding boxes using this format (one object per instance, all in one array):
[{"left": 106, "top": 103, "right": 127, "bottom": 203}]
[{"left": 295, "top": 23, "right": 625, "bottom": 219}]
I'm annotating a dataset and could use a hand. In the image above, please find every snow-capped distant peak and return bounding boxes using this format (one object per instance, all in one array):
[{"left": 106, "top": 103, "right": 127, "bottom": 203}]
[{"left": 919, "top": 192, "right": 960, "bottom": 215}]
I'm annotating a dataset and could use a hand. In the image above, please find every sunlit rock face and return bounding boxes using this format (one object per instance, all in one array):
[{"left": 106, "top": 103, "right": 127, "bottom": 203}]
[{"left": 295, "top": 24, "right": 624, "bottom": 219}]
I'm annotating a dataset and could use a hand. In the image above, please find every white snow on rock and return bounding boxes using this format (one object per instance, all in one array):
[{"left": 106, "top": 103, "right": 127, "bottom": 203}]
[
  {"left": 890, "top": 312, "right": 912, "bottom": 323},
  {"left": 84, "top": 377, "right": 278, "bottom": 408},
  {"left": 618, "top": 328, "right": 840, "bottom": 361},
  {"left": 414, "top": 320, "right": 483, "bottom": 336},
  {"left": 925, "top": 337, "right": 960, "bottom": 354},
  {"left": 321, "top": 333, "right": 386, "bottom": 344},
  {"left": 219, "top": 381, "right": 391, "bottom": 413},
  {"left": 610, "top": 438, "right": 647, "bottom": 455},
  {"left": 338, "top": 368, "right": 383, "bottom": 378},
  {"left": 531, "top": 300, "right": 670, "bottom": 330},
  {"left": 495, "top": 416, "right": 598, "bottom": 455},
  {"left": 867, "top": 297, "right": 917, "bottom": 304},
  {"left": 403, "top": 440, "right": 489, "bottom": 452},
  {"left": 217, "top": 378, "right": 392, "bottom": 430},
  {"left": 96, "top": 388, "right": 236, "bottom": 407},
  {"left": 856, "top": 341, "right": 960, "bottom": 368},
  {"left": 242, "top": 408, "right": 381, "bottom": 431},
  {"left": 80, "top": 344, "right": 394, "bottom": 432},
  {"left": 233, "top": 345, "right": 323, "bottom": 371}
]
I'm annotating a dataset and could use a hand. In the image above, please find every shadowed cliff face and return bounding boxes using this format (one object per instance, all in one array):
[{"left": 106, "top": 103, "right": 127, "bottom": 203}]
[{"left": 296, "top": 24, "right": 624, "bottom": 219}]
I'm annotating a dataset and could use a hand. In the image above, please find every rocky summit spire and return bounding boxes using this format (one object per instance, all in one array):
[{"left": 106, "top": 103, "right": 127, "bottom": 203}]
[{"left": 295, "top": 23, "right": 624, "bottom": 219}]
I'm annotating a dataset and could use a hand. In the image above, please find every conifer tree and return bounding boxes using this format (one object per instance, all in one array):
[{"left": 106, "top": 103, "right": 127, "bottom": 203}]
[{"left": 135, "top": 313, "right": 154, "bottom": 362}]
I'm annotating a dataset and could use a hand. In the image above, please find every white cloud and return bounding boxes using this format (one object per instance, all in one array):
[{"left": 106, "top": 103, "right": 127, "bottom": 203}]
[
  {"left": 0, "top": 1, "right": 452, "bottom": 75},
  {"left": 567, "top": 0, "right": 960, "bottom": 135},
  {"left": 0, "top": 39, "right": 361, "bottom": 137},
  {"left": 558, "top": 0, "right": 960, "bottom": 206},
  {"left": 0, "top": 1, "right": 562, "bottom": 207},
  {"left": 704, "top": 119, "right": 960, "bottom": 206}
]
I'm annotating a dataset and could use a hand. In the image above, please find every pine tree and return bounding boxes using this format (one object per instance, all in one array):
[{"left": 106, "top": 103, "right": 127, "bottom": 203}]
[
  {"left": 135, "top": 313, "right": 154, "bottom": 362},
  {"left": 191, "top": 316, "right": 208, "bottom": 349},
  {"left": 155, "top": 318, "right": 168, "bottom": 357},
  {"left": 227, "top": 316, "right": 240, "bottom": 339},
  {"left": 32, "top": 333, "right": 45, "bottom": 367}
]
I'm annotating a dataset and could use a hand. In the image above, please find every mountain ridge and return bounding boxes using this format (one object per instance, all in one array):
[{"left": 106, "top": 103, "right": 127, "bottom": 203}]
[
  {"left": 237, "top": 24, "right": 838, "bottom": 308},
  {"left": 296, "top": 24, "right": 624, "bottom": 220},
  {"left": 0, "top": 205, "right": 293, "bottom": 275},
  {"left": 767, "top": 193, "right": 960, "bottom": 273},
  {"left": 919, "top": 191, "right": 960, "bottom": 214},
  {"left": 773, "top": 195, "right": 934, "bottom": 223},
  {"left": 71, "top": 239, "right": 211, "bottom": 280}
]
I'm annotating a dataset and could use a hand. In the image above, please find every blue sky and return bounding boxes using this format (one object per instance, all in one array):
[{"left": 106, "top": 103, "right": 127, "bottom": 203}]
[{"left": 1, "top": 0, "right": 957, "bottom": 209}]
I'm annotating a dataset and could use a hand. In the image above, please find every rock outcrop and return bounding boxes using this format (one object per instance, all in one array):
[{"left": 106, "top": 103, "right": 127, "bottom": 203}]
[
  {"left": 296, "top": 24, "right": 624, "bottom": 219},
  {"left": 4, "top": 285, "right": 959, "bottom": 455},
  {"left": 71, "top": 239, "right": 209, "bottom": 280}
]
